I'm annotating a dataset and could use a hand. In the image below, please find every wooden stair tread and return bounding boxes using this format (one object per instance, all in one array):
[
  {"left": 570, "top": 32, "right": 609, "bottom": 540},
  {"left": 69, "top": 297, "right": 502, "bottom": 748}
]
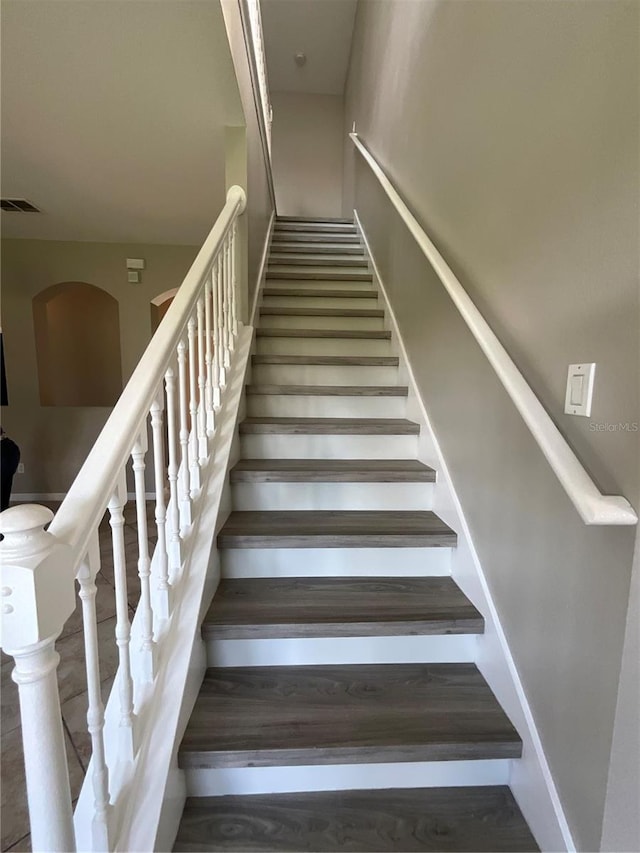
[
  {"left": 263, "top": 287, "right": 376, "bottom": 298},
  {"left": 256, "top": 328, "right": 390, "bottom": 339},
  {"left": 267, "top": 269, "right": 373, "bottom": 281},
  {"left": 269, "top": 254, "right": 368, "bottom": 266},
  {"left": 246, "top": 384, "right": 408, "bottom": 397},
  {"left": 178, "top": 663, "right": 521, "bottom": 767},
  {"left": 202, "top": 577, "right": 482, "bottom": 639},
  {"left": 230, "top": 458, "right": 435, "bottom": 482},
  {"left": 252, "top": 354, "right": 399, "bottom": 366},
  {"left": 260, "top": 306, "right": 383, "bottom": 317},
  {"left": 271, "top": 242, "right": 364, "bottom": 254},
  {"left": 274, "top": 222, "right": 357, "bottom": 233},
  {"left": 276, "top": 216, "right": 354, "bottom": 224},
  {"left": 240, "top": 417, "right": 420, "bottom": 435},
  {"left": 272, "top": 232, "right": 360, "bottom": 243},
  {"left": 174, "top": 786, "right": 538, "bottom": 852},
  {"left": 217, "top": 510, "right": 456, "bottom": 548}
]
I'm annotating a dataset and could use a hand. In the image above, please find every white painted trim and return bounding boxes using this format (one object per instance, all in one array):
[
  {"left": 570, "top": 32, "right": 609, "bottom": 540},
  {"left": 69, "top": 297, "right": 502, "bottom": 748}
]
[
  {"left": 250, "top": 209, "right": 275, "bottom": 327},
  {"left": 350, "top": 134, "right": 636, "bottom": 527},
  {"left": 355, "top": 208, "right": 575, "bottom": 853},
  {"left": 185, "top": 758, "right": 511, "bottom": 797}
]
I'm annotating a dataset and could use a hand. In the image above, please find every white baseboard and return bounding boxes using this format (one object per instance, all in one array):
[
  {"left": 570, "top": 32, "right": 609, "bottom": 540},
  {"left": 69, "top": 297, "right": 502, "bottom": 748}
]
[{"left": 354, "top": 208, "right": 575, "bottom": 853}]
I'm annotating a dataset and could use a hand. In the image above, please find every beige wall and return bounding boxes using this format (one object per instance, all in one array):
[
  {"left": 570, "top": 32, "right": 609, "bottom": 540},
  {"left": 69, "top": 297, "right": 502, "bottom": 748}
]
[
  {"left": 271, "top": 92, "right": 344, "bottom": 218},
  {"left": 1, "top": 239, "right": 198, "bottom": 494},
  {"left": 345, "top": 1, "right": 639, "bottom": 849}
]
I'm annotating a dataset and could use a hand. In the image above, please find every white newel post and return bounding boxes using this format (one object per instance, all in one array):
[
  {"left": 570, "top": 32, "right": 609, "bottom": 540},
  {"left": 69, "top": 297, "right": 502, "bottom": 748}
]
[{"left": 0, "top": 505, "right": 77, "bottom": 852}]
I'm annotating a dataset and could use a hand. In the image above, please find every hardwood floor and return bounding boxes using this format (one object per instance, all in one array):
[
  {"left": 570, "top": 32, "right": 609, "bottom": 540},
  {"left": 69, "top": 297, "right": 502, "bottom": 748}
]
[{"left": 174, "top": 786, "right": 538, "bottom": 852}]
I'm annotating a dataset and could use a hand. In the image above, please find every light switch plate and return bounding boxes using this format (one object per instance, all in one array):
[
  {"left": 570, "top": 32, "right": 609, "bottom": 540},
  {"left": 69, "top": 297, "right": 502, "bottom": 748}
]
[{"left": 564, "top": 363, "right": 595, "bottom": 417}]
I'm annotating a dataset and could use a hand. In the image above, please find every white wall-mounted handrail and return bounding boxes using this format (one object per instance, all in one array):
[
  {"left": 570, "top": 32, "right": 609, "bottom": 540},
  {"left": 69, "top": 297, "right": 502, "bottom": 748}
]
[{"left": 350, "top": 132, "right": 637, "bottom": 526}]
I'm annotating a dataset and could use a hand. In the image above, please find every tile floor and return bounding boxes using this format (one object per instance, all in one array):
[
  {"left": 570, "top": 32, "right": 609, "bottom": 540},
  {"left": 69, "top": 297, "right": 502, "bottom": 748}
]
[{"left": 1, "top": 500, "right": 156, "bottom": 851}]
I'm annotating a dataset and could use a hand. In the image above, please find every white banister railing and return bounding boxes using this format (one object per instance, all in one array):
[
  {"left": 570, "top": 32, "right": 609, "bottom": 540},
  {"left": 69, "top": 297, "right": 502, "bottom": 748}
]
[
  {"left": 350, "top": 132, "right": 637, "bottom": 527},
  {"left": 0, "top": 185, "right": 247, "bottom": 852}
]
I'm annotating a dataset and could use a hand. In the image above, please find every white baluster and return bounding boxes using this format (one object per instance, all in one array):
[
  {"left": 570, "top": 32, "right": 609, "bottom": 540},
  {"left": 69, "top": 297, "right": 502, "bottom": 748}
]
[
  {"left": 176, "top": 338, "right": 192, "bottom": 530},
  {"left": 212, "top": 253, "right": 222, "bottom": 402},
  {"left": 0, "top": 505, "right": 76, "bottom": 853},
  {"left": 164, "top": 367, "right": 182, "bottom": 575},
  {"left": 108, "top": 473, "right": 135, "bottom": 761},
  {"left": 76, "top": 531, "right": 113, "bottom": 849},
  {"left": 150, "top": 393, "right": 172, "bottom": 618},
  {"left": 216, "top": 252, "right": 226, "bottom": 389},
  {"left": 187, "top": 315, "right": 201, "bottom": 494},
  {"left": 196, "top": 296, "right": 207, "bottom": 463},
  {"left": 130, "top": 432, "right": 157, "bottom": 682},
  {"left": 223, "top": 235, "right": 232, "bottom": 368},
  {"left": 204, "top": 275, "right": 215, "bottom": 433},
  {"left": 231, "top": 221, "right": 240, "bottom": 339}
]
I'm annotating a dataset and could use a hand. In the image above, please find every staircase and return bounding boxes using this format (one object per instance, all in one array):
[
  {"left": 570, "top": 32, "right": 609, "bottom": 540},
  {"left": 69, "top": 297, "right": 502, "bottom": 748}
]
[{"left": 173, "top": 216, "right": 538, "bottom": 851}]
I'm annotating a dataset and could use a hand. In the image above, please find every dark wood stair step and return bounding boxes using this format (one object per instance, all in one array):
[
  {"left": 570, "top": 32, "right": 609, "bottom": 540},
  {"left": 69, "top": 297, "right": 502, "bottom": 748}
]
[
  {"left": 230, "top": 458, "right": 434, "bottom": 483},
  {"left": 252, "top": 355, "right": 400, "bottom": 366},
  {"left": 269, "top": 255, "right": 368, "bottom": 267},
  {"left": 274, "top": 222, "right": 357, "bottom": 233},
  {"left": 202, "top": 577, "right": 482, "bottom": 640},
  {"left": 271, "top": 242, "right": 364, "bottom": 255},
  {"left": 260, "top": 306, "right": 383, "bottom": 318},
  {"left": 272, "top": 232, "right": 360, "bottom": 244},
  {"left": 267, "top": 269, "right": 372, "bottom": 281},
  {"left": 276, "top": 216, "right": 354, "bottom": 224},
  {"left": 257, "top": 328, "right": 391, "bottom": 339},
  {"left": 178, "top": 663, "right": 521, "bottom": 768},
  {"left": 263, "top": 287, "right": 377, "bottom": 298},
  {"left": 239, "top": 417, "right": 420, "bottom": 435},
  {"left": 217, "top": 510, "right": 456, "bottom": 549},
  {"left": 174, "top": 786, "right": 538, "bottom": 852},
  {"left": 246, "top": 385, "right": 408, "bottom": 397}
]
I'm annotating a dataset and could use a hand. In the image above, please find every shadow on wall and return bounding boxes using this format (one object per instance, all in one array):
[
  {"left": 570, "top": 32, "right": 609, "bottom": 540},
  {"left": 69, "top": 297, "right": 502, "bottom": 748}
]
[{"left": 33, "top": 282, "right": 123, "bottom": 407}]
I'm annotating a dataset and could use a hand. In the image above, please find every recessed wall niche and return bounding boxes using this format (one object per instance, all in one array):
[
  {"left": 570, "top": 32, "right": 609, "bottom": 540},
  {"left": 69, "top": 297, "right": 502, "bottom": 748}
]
[
  {"left": 33, "top": 281, "right": 123, "bottom": 407},
  {"left": 150, "top": 288, "right": 178, "bottom": 334}
]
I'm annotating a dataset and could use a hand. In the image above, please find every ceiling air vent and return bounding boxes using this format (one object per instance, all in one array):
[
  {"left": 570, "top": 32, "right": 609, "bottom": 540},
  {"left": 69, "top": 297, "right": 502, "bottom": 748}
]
[{"left": 1, "top": 198, "right": 41, "bottom": 213}]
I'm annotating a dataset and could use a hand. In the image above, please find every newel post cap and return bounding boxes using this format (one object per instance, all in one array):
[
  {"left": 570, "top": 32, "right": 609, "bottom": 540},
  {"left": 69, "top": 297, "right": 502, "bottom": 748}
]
[
  {"left": 227, "top": 184, "right": 247, "bottom": 215},
  {"left": 0, "top": 505, "right": 76, "bottom": 654}
]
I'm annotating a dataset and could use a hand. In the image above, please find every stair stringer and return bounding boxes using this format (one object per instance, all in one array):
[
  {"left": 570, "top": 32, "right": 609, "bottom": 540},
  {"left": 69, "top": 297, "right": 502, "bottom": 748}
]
[{"left": 354, "top": 208, "right": 575, "bottom": 853}]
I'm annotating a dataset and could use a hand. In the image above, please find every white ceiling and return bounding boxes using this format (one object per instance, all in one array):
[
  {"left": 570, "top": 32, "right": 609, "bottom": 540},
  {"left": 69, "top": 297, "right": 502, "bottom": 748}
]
[
  {"left": 261, "top": 0, "right": 358, "bottom": 96},
  {"left": 1, "top": 0, "right": 244, "bottom": 245}
]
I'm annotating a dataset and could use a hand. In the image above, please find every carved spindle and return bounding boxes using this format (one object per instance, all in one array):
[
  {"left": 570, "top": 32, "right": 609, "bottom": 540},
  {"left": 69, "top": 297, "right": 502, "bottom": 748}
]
[
  {"left": 108, "top": 474, "right": 135, "bottom": 761},
  {"left": 130, "top": 433, "right": 157, "bottom": 682},
  {"left": 231, "top": 221, "right": 240, "bottom": 339},
  {"left": 164, "top": 367, "right": 182, "bottom": 575},
  {"left": 196, "top": 296, "right": 207, "bottom": 463},
  {"left": 176, "top": 338, "right": 192, "bottom": 530},
  {"left": 0, "top": 505, "right": 76, "bottom": 852},
  {"left": 204, "top": 275, "right": 215, "bottom": 433},
  {"left": 187, "top": 315, "right": 201, "bottom": 494},
  {"left": 150, "top": 393, "right": 171, "bottom": 619},
  {"left": 76, "top": 531, "right": 113, "bottom": 848},
  {"left": 222, "top": 235, "right": 232, "bottom": 368},
  {"left": 216, "top": 252, "right": 226, "bottom": 389}
]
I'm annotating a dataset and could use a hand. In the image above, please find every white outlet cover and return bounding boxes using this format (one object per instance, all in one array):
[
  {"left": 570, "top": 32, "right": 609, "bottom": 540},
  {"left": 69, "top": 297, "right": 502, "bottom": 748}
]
[{"left": 564, "top": 363, "right": 596, "bottom": 417}]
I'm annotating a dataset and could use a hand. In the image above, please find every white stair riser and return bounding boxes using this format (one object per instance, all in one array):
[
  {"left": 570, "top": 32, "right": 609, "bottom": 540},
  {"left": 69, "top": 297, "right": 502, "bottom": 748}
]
[
  {"left": 184, "top": 759, "right": 510, "bottom": 797},
  {"left": 259, "top": 315, "right": 384, "bottom": 331},
  {"left": 265, "top": 279, "right": 375, "bottom": 291},
  {"left": 262, "top": 296, "right": 381, "bottom": 310},
  {"left": 231, "top": 481, "right": 434, "bottom": 511},
  {"left": 246, "top": 395, "right": 407, "bottom": 419},
  {"left": 251, "top": 364, "right": 399, "bottom": 386},
  {"left": 221, "top": 547, "right": 452, "bottom": 578},
  {"left": 256, "top": 337, "right": 392, "bottom": 356},
  {"left": 206, "top": 634, "right": 477, "bottom": 668},
  {"left": 240, "top": 433, "right": 419, "bottom": 460}
]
